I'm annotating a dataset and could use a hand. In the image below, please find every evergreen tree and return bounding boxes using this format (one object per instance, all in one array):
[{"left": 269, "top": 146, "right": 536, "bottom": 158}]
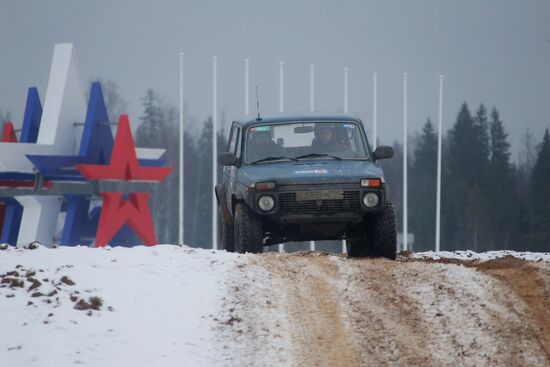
[
  {"left": 518, "top": 127, "right": 537, "bottom": 174},
  {"left": 487, "top": 108, "right": 515, "bottom": 248},
  {"left": 135, "top": 89, "right": 178, "bottom": 244},
  {"left": 410, "top": 119, "right": 437, "bottom": 250},
  {"left": 444, "top": 103, "right": 491, "bottom": 250},
  {"left": 528, "top": 129, "right": 550, "bottom": 251}
]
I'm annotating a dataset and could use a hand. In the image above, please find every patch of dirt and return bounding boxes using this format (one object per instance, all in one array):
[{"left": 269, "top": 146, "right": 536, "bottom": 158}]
[
  {"left": 257, "top": 254, "right": 362, "bottom": 367},
  {"left": 218, "top": 252, "right": 550, "bottom": 366},
  {"left": 0, "top": 266, "right": 108, "bottom": 317},
  {"left": 74, "top": 296, "right": 103, "bottom": 311},
  {"left": 472, "top": 256, "right": 550, "bottom": 361}
]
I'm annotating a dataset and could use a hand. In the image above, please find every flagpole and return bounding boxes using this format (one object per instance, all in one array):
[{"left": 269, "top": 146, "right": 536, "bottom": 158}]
[
  {"left": 309, "top": 63, "right": 315, "bottom": 252},
  {"left": 178, "top": 52, "right": 184, "bottom": 245},
  {"left": 279, "top": 61, "right": 285, "bottom": 253},
  {"left": 244, "top": 58, "right": 249, "bottom": 116},
  {"left": 212, "top": 56, "right": 218, "bottom": 250},
  {"left": 435, "top": 75, "right": 444, "bottom": 252},
  {"left": 373, "top": 72, "right": 378, "bottom": 149},
  {"left": 344, "top": 67, "right": 349, "bottom": 114},
  {"left": 309, "top": 64, "right": 315, "bottom": 112},
  {"left": 279, "top": 61, "right": 284, "bottom": 114},
  {"left": 341, "top": 66, "right": 350, "bottom": 254},
  {"left": 403, "top": 72, "right": 408, "bottom": 252}
]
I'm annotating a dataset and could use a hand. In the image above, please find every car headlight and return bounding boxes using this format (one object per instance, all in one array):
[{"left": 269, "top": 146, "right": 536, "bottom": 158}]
[
  {"left": 363, "top": 192, "right": 379, "bottom": 208},
  {"left": 258, "top": 195, "right": 275, "bottom": 212}
]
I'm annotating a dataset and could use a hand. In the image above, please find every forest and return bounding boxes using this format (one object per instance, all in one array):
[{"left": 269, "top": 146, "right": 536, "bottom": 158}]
[{"left": 2, "top": 83, "right": 549, "bottom": 252}]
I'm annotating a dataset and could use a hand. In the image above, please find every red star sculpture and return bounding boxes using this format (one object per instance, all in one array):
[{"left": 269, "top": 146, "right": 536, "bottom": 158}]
[
  {"left": 75, "top": 115, "right": 172, "bottom": 181},
  {"left": 75, "top": 115, "right": 172, "bottom": 247},
  {"left": 1, "top": 122, "right": 18, "bottom": 142},
  {"left": 95, "top": 193, "right": 155, "bottom": 247}
]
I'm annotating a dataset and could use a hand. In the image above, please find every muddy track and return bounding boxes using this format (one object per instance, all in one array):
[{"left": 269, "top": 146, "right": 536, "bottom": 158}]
[
  {"left": 215, "top": 253, "right": 550, "bottom": 367},
  {"left": 258, "top": 254, "right": 362, "bottom": 367}
]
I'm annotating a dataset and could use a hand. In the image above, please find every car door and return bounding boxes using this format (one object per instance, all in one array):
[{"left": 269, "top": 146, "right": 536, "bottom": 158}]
[{"left": 223, "top": 122, "right": 242, "bottom": 214}]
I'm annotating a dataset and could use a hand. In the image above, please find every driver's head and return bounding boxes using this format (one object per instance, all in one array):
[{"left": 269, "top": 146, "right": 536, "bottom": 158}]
[
  {"left": 253, "top": 130, "right": 271, "bottom": 145},
  {"left": 315, "top": 124, "right": 334, "bottom": 144}
]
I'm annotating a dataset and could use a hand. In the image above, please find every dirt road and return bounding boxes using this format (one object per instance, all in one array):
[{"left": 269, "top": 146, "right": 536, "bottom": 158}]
[{"left": 214, "top": 253, "right": 550, "bottom": 366}]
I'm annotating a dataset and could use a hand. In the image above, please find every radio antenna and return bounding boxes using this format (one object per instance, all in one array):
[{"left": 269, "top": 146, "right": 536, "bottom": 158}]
[{"left": 256, "top": 86, "right": 262, "bottom": 121}]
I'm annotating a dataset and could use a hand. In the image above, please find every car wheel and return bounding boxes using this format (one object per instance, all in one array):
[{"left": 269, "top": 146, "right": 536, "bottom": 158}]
[
  {"left": 220, "top": 210, "right": 235, "bottom": 252},
  {"left": 346, "top": 237, "right": 367, "bottom": 258},
  {"left": 371, "top": 201, "right": 397, "bottom": 260},
  {"left": 234, "top": 202, "right": 263, "bottom": 254}
]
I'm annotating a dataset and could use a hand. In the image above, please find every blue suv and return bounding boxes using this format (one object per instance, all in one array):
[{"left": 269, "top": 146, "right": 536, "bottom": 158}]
[{"left": 216, "top": 115, "right": 397, "bottom": 259}]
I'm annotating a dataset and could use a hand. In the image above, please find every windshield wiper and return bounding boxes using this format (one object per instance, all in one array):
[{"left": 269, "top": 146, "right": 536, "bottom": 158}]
[
  {"left": 250, "top": 156, "right": 297, "bottom": 164},
  {"left": 294, "top": 153, "right": 342, "bottom": 160}
]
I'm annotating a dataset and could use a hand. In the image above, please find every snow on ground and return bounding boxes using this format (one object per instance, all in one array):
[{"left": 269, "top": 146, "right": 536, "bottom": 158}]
[
  {"left": 1, "top": 244, "right": 550, "bottom": 366},
  {"left": 0, "top": 244, "right": 240, "bottom": 367},
  {"left": 411, "top": 249, "right": 550, "bottom": 262}
]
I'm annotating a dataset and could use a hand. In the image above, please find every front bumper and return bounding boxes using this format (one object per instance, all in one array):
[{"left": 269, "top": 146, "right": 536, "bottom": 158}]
[{"left": 249, "top": 183, "right": 386, "bottom": 224}]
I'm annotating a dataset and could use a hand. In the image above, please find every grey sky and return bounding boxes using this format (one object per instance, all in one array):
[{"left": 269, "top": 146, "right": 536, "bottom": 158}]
[{"left": 1, "top": 0, "right": 549, "bottom": 158}]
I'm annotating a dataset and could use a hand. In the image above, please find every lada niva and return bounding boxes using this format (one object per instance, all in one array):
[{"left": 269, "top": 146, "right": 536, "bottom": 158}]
[{"left": 216, "top": 115, "right": 396, "bottom": 259}]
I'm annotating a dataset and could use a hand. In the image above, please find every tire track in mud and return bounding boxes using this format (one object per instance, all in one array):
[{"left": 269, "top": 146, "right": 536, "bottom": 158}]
[
  {"left": 473, "top": 257, "right": 550, "bottom": 362},
  {"left": 257, "top": 254, "right": 362, "bottom": 367},
  {"left": 215, "top": 252, "right": 550, "bottom": 366}
]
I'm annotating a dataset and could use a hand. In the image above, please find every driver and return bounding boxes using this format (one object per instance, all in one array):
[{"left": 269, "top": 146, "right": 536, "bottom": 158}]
[
  {"left": 312, "top": 123, "right": 341, "bottom": 151},
  {"left": 247, "top": 128, "right": 283, "bottom": 162}
]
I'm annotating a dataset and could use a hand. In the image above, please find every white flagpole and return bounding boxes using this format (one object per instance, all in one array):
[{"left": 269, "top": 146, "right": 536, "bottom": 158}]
[
  {"left": 342, "top": 66, "right": 350, "bottom": 254},
  {"left": 373, "top": 72, "right": 378, "bottom": 149},
  {"left": 309, "top": 64, "right": 315, "bottom": 112},
  {"left": 436, "top": 75, "right": 444, "bottom": 252},
  {"left": 279, "top": 61, "right": 284, "bottom": 114},
  {"left": 344, "top": 67, "right": 349, "bottom": 114},
  {"left": 212, "top": 56, "right": 218, "bottom": 250},
  {"left": 245, "top": 58, "right": 250, "bottom": 116},
  {"left": 279, "top": 61, "right": 285, "bottom": 254},
  {"left": 309, "top": 64, "right": 315, "bottom": 252},
  {"left": 403, "top": 72, "right": 408, "bottom": 252},
  {"left": 179, "top": 52, "right": 184, "bottom": 245}
]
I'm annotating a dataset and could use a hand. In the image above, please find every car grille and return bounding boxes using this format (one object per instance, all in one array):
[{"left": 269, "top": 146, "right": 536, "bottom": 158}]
[{"left": 278, "top": 191, "right": 361, "bottom": 214}]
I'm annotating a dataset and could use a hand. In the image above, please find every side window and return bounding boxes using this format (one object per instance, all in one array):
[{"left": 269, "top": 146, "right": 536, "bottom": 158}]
[
  {"left": 227, "top": 125, "right": 238, "bottom": 153},
  {"left": 234, "top": 127, "right": 242, "bottom": 157}
]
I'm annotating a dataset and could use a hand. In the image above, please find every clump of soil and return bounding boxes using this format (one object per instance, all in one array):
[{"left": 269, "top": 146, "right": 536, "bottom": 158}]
[
  {"left": 74, "top": 296, "right": 103, "bottom": 311},
  {"left": 24, "top": 242, "right": 40, "bottom": 250},
  {"left": 60, "top": 276, "right": 75, "bottom": 286}
]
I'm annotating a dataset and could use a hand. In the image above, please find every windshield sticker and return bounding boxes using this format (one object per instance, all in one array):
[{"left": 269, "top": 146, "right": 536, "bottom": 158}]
[
  {"left": 342, "top": 124, "right": 356, "bottom": 129},
  {"left": 295, "top": 169, "right": 328, "bottom": 175},
  {"left": 252, "top": 126, "right": 270, "bottom": 132}
]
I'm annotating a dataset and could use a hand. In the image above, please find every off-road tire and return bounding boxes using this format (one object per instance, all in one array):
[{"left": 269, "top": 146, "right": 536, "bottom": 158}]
[
  {"left": 347, "top": 237, "right": 367, "bottom": 258},
  {"left": 220, "top": 211, "right": 235, "bottom": 252},
  {"left": 371, "top": 201, "right": 397, "bottom": 260},
  {"left": 234, "top": 202, "right": 263, "bottom": 254}
]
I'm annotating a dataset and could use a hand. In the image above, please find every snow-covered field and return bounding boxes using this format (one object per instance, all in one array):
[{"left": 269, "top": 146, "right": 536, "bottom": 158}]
[
  {"left": 1, "top": 244, "right": 550, "bottom": 366},
  {"left": 0, "top": 244, "right": 240, "bottom": 366}
]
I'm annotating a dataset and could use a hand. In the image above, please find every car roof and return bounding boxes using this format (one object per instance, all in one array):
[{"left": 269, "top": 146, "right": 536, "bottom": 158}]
[{"left": 239, "top": 114, "right": 363, "bottom": 128}]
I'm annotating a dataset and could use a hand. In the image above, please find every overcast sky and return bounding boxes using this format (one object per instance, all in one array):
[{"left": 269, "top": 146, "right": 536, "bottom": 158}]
[{"left": 1, "top": 0, "right": 549, "bottom": 157}]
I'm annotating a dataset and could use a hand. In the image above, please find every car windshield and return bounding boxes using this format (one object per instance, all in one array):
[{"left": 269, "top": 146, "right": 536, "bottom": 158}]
[{"left": 245, "top": 121, "right": 369, "bottom": 164}]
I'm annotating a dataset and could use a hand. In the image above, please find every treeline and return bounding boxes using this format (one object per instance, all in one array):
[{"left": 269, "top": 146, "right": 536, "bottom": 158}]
[
  {"left": 380, "top": 103, "right": 550, "bottom": 252},
  {"left": 133, "top": 89, "right": 227, "bottom": 246},
  {"left": 138, "top": 89, "right": 549, "bottom": 252},
  {"left": 4, "top": 84, "right": 549, "bottom": 252}
]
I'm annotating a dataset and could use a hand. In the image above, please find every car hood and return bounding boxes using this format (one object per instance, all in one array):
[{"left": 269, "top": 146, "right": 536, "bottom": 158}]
[{"left": 237, "top": 159, "right": 384, "bottom": 187}]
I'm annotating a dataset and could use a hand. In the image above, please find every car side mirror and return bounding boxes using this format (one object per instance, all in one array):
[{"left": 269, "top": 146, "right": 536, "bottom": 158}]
[
  {"left": 218, "top": 152, "right": 237, "bottom": 166},
  {"left": 373, "top": 146, "right": 394, "bottom": 160}
]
